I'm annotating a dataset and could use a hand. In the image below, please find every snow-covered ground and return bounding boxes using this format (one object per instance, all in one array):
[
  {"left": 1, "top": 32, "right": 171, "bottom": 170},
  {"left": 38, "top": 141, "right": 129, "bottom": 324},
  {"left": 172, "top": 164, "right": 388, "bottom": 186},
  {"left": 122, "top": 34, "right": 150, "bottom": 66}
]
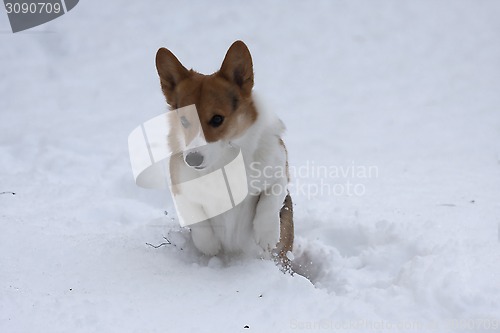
[{"left": 1, "top": 1, "right": 500, "bottom": 332}]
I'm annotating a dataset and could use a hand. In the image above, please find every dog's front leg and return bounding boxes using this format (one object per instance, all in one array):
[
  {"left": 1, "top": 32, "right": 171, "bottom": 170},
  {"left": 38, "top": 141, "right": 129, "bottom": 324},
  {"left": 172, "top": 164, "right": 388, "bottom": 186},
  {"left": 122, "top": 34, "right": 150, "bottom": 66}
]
[
  {"left": 191, "top": 221, "right": 221, "bottom": 256},
  {"left": 253, "top": 178, "right": 287, "bottom": 254}
]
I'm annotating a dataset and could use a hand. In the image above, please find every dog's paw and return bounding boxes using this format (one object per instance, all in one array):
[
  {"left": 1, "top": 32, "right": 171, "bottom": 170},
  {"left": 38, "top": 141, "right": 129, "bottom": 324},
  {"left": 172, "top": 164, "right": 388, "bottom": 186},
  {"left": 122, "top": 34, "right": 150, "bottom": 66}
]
[
  {"left": 254, "top": 229, "right": 279, "bottom": 254},
  {"left": 253, "top": 214, "right": 280, "bottom": 253},
  {"left": 193, "top": 236, "right": 221, "bottom": 256},
  {"left": 191, "top": 226, "right": 221, "bottom": 256}
]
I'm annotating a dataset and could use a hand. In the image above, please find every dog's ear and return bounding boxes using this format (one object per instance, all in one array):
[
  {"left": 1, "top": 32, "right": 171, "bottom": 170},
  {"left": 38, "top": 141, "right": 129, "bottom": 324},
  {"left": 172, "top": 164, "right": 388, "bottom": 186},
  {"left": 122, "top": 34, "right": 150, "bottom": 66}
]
[
  {"left": 219, "top": 41, "right": 254, "bottom": 97},
  {"left": 156, "top": 48, "right": 189, "bottom": 105}
]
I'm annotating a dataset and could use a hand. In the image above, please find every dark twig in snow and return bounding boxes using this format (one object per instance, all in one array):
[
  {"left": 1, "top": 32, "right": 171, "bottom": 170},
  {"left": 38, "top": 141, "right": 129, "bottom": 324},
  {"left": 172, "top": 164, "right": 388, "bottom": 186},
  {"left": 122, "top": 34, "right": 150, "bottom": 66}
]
[
  {"left": 1, "top": 191, "right": 16, "bottom": 195},
  {"left": 146, "top": 237, "right": 172, "bottom": 249}
]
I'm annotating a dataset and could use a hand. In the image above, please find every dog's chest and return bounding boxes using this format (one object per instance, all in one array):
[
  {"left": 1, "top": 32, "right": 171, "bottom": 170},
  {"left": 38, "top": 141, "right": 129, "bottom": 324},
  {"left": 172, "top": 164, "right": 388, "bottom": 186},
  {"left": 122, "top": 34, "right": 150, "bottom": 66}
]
[
  {"left": 209, "top": 192, "right": 259, "bottom": 252},
  {"left": 204, "top": 148, "right": 268, "bottom": 251}
]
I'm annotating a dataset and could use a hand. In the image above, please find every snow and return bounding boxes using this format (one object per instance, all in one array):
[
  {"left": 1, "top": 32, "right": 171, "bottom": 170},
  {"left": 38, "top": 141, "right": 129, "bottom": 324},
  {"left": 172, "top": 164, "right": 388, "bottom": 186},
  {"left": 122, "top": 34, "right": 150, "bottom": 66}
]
[{"left": 1, "top": 1, "right": 500, "bottom": 332}]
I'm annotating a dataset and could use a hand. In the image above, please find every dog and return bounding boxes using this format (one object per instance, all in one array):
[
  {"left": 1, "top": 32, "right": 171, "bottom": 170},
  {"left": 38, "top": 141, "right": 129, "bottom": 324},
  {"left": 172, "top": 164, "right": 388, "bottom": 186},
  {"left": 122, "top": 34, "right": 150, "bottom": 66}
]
[{"left": 155, "top": 41, "right": 293, "bottom": 265}]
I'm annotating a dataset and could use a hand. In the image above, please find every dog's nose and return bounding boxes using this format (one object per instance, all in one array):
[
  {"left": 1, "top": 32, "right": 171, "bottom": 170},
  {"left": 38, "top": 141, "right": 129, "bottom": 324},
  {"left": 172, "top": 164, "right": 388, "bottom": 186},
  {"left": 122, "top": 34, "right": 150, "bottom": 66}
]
[{"left": 185, "top": 152, "right": 204, "bottom": 167}]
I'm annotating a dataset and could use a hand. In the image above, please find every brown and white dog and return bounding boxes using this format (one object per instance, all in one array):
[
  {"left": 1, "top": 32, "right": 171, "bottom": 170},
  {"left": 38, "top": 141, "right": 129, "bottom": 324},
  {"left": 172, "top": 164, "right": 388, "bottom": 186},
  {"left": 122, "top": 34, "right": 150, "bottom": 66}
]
[{"left": 155, "top": 41, "right": 293, "bottom": 264}]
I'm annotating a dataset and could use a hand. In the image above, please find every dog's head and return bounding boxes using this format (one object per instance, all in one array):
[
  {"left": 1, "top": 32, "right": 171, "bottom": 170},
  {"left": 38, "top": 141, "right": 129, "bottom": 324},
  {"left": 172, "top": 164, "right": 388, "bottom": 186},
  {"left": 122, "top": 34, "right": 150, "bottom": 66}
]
[{"left": 156, "top": 41, "right": 257, "bottom": 170}]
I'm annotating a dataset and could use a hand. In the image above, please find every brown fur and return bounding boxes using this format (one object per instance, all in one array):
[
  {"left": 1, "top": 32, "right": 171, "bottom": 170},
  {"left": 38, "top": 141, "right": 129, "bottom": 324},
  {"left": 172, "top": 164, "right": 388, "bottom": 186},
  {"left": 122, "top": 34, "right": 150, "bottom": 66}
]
[
  {"left": 155, "top": 41, "right": 257, "bottom": 144},
  {"left": 277, "top": 193, "right": 294, "bottom": 268}
]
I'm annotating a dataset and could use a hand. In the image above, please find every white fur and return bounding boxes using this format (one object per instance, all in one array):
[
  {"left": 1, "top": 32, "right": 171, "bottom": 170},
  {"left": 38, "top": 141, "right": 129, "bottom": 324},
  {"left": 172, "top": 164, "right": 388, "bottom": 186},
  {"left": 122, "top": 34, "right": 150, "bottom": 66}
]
[{"left": 176, "top": 103, "right": 288, "bottom": 257}]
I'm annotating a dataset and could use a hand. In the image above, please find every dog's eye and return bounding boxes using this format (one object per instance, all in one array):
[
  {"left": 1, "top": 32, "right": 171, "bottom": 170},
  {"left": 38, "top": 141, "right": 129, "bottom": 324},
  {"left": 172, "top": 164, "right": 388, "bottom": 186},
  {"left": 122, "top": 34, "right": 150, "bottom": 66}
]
[
  {"left": 209, "top": 115, "right": 224, "bottom": 128},
  {"left": 180, "top": 116, "right": 190, "bottom": 128}
]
